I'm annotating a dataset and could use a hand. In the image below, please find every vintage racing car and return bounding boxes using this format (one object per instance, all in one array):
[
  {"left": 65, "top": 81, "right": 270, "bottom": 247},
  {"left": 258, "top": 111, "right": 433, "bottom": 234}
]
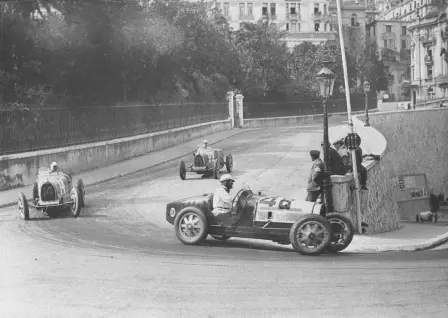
[
  {"left": 416, "top": 211, "right": 438, "bottom": 223},
  {"left": 17, "top": 168, "right": 86, "bottom": 220},
  {"left": 178, "top": 146, "right": 233, "bottom": 180},
  {"left": 166, "top": 184, "right": 355, "bottom": 256}
]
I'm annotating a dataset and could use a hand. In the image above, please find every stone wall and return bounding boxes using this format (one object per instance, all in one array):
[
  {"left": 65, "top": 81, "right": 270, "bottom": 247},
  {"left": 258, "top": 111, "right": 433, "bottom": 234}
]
[
  {"left": 368, "top": 108, "right": 448, "bottom": 196},
  {"left": 329, "top": 116, "right": 401, "bottom": 234},
  {"left": 0, "top": 119, "right": 231, "bottom": 191}
]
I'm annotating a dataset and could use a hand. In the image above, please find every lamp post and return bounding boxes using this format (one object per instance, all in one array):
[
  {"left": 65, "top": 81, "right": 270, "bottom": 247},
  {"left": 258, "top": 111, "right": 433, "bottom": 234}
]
[
  {"left": 363, "top": 81, "right": 371, "bottom": 127},
  {"left": 316, "top": 62, "right": 336, "bottom": 216}
]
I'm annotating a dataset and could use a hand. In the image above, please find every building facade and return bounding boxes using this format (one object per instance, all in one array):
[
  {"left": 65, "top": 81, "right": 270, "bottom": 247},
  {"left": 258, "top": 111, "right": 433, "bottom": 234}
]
[
  {"left": 217, "top": 0, "right": 370, "bottom": 48},
  {"left": 366, "top": 19, "right": 412, "bottom": 100},
  {"left": 408, "top": 4, "right": 448, "bottom": 104}
]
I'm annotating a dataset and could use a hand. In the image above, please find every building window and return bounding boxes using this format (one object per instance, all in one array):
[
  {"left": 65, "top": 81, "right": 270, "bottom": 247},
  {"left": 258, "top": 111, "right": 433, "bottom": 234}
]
[
  {"left": 402, "top": 26, "right": 406, "bottom": 35},
  {"left": 270, "top": 3, "right": 276, "bottom": 17},
  {"left": 239, "top": 3, "right": 245, "bottom": 18},
  {"left": 247, "top": 3, "right": 253, "bottom": 17},
  {"left": 314, "top": 4, "right": 320, "bottom": 14},
  {"left": 386, "top": 25, "right": 392, "bottom": 33},
  {"left": 384, "top": 39, "right": 387, "bottom": 48},
  {"left": 262, "top": 3, "right": 268, "bottom": 15},
  {"left": 315, "top": 23, "right": 320, "bottom": 31},
  {"left": 412, "top": 66, "right": 415, "bottom": 80},
  {"left": 289, "top": 22, "right": 299, "bottom": 32},
  {"left": 402, "top": 40, "right": 407, "bottom": 49},
  {"left": 223, "top": 2, "right": 229, "bottom": 17},
  {"left": 324, "top": 4, "right": 327, "bottom": 15},
  {"left": 427, "top": 67, "right": 432, "bottom": 78},
  {"left": 351, "top": 14, "right": 357, "bottom": 27}
]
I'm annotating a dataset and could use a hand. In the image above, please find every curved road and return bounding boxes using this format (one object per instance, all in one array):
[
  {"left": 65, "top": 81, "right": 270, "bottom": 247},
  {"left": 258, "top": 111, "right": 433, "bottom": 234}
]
[{"left": 1, "top": 126, "right": 447, "bottom": 318}]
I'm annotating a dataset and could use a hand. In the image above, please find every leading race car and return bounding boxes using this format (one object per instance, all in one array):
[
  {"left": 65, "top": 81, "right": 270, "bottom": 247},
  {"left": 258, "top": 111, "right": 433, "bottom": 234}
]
[
  {"left": 165, "top": 184, "right": 355, "bottom": 256},
  {"left": 17, "top": 168, "right": 86, "bottom": 220},
  {"left": 178, "top": 143, "right": 233, "bottom": 180}
]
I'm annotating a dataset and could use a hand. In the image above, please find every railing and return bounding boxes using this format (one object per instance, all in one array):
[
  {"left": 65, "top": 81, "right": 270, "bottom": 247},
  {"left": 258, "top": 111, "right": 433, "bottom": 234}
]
[
  {"left": 0, "top": 103, "right": 228, "bottom": 155},
  {"left": 382, "top": 32, "right": 396, "bottom": 40},
  {"left": 287, "top": 31, "right": 336, "bottom": 40},
  {"left": 286, "top": 13, "right": 300, "bottom": 20},
  {"left": 244, "top": 97, "right": 377, "bottom": 119}
]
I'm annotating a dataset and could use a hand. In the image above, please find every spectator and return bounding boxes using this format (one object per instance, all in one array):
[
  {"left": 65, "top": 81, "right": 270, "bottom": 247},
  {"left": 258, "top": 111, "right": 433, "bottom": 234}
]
[
  {"left": 306, "top": 150, "right": 325, "bottom": 202},
  {"left": 333, "top": 139, "right": 351, "bottom": 173},
  {"left": 320, "top": 141, "right": 346, "bottom": 176}
]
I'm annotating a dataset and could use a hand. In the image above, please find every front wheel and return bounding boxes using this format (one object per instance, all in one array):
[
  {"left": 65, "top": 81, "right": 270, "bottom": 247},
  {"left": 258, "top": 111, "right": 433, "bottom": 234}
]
[
  {"left": 225, "top": 153, "right": 233, "bottom": 173},
  {"left": 18, "top": 192, "right": 30, "bottom": 220},
  {"left": 178, "top": 160, "right": 186, "bottom": 180},
  {"left": 76, "top": 179, "right": 85, "bottom": 207},
  {"left": 213, "top": 158, "right": 220, "bottom": 179},
  {"left": 289, "top": 214, "right": 331, "bottom": 256},
  {"left": 325, "top": 213, "right": 355, "bottom": 253},
  {"left": 174, "top": 207, "right": 209, "bottom": 245}
]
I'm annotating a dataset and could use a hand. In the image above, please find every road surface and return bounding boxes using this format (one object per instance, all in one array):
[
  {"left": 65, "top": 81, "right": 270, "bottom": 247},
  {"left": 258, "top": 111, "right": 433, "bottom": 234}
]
[{"left": 1, "top": 126, "right": 447, "bottom": 318}]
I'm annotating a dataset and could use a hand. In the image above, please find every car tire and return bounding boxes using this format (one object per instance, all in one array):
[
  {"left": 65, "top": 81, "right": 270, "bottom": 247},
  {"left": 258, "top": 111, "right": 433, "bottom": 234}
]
[
  {"left": 70, "top": 187, "right": 82, "bottom": 218},
  {"left": 289, "top": 214, "right": 331, "bottom": 256},
  {"left": 325, "top": 213, "right": 355, "bottom": 253},
  {"left": 225, "top": 153, "right": 233, "bottom": 173},
  {"left": 179, "top": 160, "right": 186, "bottom": 180},
  {"left": 32, "top": 182, "right": 38, "bottom": 201},
  {"left": 18, "top": 192, "right": 30, "bottom": 221},
  {"left": 174, "top": 207, "right": 209, "bottom": 245},
  {"left": 76, "top": 179, "right": 85, "bottom": 207},
  {"left": 213, "top": 158, "right": 220, "bottom": 179}
]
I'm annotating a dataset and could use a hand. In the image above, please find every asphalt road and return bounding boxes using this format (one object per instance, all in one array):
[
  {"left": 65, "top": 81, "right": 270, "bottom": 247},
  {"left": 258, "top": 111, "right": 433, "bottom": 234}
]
[{"left": 1, "top": 125, "right": 447, "bottom": 318}]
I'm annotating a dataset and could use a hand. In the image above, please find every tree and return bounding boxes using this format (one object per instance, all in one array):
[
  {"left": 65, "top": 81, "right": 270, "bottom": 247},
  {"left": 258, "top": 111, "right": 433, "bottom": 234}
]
[{"left": 357, "top": 41, "right": 389, "bottom": 93}]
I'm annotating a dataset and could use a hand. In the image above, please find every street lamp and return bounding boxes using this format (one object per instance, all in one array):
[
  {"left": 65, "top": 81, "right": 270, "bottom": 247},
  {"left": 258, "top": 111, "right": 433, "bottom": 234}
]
[
  {"left": 316, "top": 61, "right": 336, "bottom": 216},
  {"left": 363, "top": 81, "right": 371, "bottom": 127}
]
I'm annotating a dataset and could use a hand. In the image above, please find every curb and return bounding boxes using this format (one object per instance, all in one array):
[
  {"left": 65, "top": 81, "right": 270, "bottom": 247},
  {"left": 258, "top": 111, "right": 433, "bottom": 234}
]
[
  {"left": 0, "top": 128, "right": 251, "bottom": 209},
  {"left": 346, "top": 232, "right": 448, "bottom": 253}
]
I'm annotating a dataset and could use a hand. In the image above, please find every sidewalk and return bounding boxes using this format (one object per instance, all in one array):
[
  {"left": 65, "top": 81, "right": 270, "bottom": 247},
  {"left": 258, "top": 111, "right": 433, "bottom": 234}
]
[
  {"left": 345, "top": 220, "right": 448, "bottom": 253},
  {"left": 0, "top": 128, "right": 250, "bottom": 209}
]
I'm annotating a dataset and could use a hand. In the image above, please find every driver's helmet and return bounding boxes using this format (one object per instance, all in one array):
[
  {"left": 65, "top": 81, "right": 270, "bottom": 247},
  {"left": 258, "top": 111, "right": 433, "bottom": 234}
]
[
  {"left": 50, "top": 162, "right": 59, "bottom": 172},
  {"left": 202, "top": 140, "right": 208, "bottom": 148},
  {"left": 219, "top": 174, "right": 235, "bottom": 184}
]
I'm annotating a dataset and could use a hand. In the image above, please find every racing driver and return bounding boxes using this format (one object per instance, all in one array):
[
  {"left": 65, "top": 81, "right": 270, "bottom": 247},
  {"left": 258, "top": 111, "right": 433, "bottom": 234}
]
[{"left": 212, "top": 174, "right": 238, "bottom": 226}]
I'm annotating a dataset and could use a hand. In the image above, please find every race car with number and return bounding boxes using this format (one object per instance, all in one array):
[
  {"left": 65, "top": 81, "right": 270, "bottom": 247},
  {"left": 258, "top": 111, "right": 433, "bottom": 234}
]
[
  {"left": 17, "top": 168, "right": 86, "bottom": 220},
  {"left": 178, "top": 145, "right": 233, "bottom": 180},
  {"left": 166, "top": 184, "right": 355, "bottom": 256}
]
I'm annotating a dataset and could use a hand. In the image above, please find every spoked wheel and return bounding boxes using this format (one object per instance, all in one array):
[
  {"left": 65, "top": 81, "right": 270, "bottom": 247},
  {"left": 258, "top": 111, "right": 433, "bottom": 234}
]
[
  {"left": 18, "top": 192, "right": 30, "bottom": 221},
  {"left": 289, "top": 214, "right": 331, "bottom": 256},
  {"left": 174, "top": 207, "right": 209, "bottom": 245},
  {"left": 70, "top": 188, "right": 82, "bottom": 218},
  {"left": 326, "top": 213, "right": 355, "bottom": 253},
  {"left": 213, "top": 158, "right": 221, "bottom": 179},
  {"left": 211, "top": 235, "right": 231, "bottom": 241}
]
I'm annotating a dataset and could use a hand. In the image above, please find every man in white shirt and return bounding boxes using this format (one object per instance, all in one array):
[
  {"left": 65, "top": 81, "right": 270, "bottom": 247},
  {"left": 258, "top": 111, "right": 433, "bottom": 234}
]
[{"left": 212, "top": 174, "right": 238, "bottom": 226}]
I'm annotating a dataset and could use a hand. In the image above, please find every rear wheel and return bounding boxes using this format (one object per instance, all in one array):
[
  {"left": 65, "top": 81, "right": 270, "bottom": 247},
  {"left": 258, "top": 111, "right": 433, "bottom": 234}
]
[
  {"left": 213, "top": 158, "right": 221, "bottom": 179},
  {"left": 18, "top": 192, "right": 30, "bottom": 221},
  {"left": 179, "top": 160, "right": 186, "bottom": 180},
  {"left": 70, "top": 188, "right": 82, "bottom": 218},
  {"left": 76, "top": 179, "right": 85, "bottom": 207},
  {"left": 289, "top": 214, "right": 331, "bottom": 256},
  {"left": 225, "top": 153, "right": 233, "bottom": 173},
  {"left": 32, "top": 182, "right": 38, "bottom": 202},
  {"left": 174, "top": 207, "right": 209, "bottom": 245},
  {"left": 325, "top": 213, "right": 355, "bottom": 253}
]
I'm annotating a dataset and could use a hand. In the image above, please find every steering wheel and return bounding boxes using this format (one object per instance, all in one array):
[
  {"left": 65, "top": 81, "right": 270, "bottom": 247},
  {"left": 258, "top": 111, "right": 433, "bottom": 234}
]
[{"left": 232, "top": 189, "right": 246, "bottom": 207}]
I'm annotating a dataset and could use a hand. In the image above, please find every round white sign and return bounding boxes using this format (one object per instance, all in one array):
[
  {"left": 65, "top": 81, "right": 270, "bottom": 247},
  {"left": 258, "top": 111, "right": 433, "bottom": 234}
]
[{"left": 169, "top": 208, "right": 176, "bottom": 217}]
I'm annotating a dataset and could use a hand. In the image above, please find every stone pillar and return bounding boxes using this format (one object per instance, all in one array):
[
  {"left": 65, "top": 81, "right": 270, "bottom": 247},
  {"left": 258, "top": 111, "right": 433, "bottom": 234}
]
[
  {"left": 226, "top": 91, "right": 235, "bottom": 129},
  {"left": 235, "top": 93, "right": 244, "bottom": 128}
]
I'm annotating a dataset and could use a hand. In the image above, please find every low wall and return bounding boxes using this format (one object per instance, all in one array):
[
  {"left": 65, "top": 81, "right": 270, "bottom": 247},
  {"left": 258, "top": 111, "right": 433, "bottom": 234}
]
[
  {"left": 368, "top": 108, "right": 448, "bottom": 197},
  {"left": 243, "top": 110, "right": 377, "bottom": 128},
  {"left": 0, "top": 119, "right": 232, "bottom": 191}
]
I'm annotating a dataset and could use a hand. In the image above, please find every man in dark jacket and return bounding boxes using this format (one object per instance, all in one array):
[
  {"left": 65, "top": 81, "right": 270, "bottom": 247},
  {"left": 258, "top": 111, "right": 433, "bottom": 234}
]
[
  {"left": 306, "top": 150, "right": 325, "bottom": 202},
  {"left": 353, "top": 146, "right": 368, "bottom": 190},
  {"left": 321, "top": 142, "right": 346, "bottom": 176}
]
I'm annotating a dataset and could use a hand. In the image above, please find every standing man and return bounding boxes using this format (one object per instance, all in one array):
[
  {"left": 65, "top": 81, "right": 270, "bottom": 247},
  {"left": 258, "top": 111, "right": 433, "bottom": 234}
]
[
  {"left": 306, "top": 150, "right": 325, "bottom": 202},
  {"left": 333, "top": 139, "right": 351, "bottom": 173},
  {"left": 321, "top": 141, "right": 346, "bottom": 176}
]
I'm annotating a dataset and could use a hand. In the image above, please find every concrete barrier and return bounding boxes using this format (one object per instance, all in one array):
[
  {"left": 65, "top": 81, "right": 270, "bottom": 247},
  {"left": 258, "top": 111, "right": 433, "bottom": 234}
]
[
  {"left": 243, "top": 110, "right": 377, "bottom": 128},
  {"left": 0, "top": 119, "right": 232, "bottom": 191}
]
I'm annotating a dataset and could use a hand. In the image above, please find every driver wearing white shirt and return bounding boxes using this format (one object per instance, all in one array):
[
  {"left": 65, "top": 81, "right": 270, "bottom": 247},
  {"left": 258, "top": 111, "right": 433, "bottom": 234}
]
[{"left": 212, "top": 174, "right": 237, "bottom": 225}]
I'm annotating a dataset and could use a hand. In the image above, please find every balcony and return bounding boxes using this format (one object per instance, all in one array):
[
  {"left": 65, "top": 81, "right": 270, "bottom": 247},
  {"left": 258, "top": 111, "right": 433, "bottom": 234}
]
[
  {"left": 286, "top": 13, "right": 301, "bottom": 21},
  {"left": 424, "top": 55, "right": 433, "bottom": 65},
  {"left": 382, "top": 32, "right": 396, "bottom": 40},
  {"left": 287, "top": 32, "right": 336, "bottom": 41},
  {"left": 312, "top": 12, "right": 323, "bottom": 21},
  {"left": 422, "top": 35, "right": 436, "bottom": 46},
  {"left": 239, "top": 14, "right": 255, "bottom": 20}
]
